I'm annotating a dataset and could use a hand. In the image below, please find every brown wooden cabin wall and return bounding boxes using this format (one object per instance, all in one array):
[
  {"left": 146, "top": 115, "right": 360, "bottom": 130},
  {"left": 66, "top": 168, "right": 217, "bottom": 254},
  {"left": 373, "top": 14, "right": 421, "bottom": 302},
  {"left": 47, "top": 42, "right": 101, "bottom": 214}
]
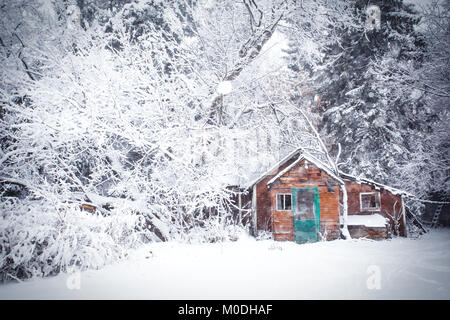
[
  {"left": 347, "top": 225, "right": 388, "bottom": 239},
  {"left": 254, "top": 156, "right": 300, "bottom": 233},
  {"left": 345, "top": 181, "right": 406, "bottom": 237},
  {"left": 264, "top": 159, "right": 341, "bottom": 241},
  {"left": 253, "top": 156, "right": 406, "bottom": 241}
]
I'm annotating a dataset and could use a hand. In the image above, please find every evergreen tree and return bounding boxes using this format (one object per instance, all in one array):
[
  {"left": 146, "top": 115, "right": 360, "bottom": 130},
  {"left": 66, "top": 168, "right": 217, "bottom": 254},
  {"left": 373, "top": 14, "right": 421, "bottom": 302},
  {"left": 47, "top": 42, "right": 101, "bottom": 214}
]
[{"left": 287, "top": 0, "right": 429, "bottom": 189}]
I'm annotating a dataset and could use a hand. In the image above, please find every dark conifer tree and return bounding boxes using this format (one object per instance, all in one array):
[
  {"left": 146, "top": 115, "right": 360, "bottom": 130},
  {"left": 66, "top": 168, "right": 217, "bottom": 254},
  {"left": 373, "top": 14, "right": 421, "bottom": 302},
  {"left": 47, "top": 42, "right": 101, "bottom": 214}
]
[{"left": 287, "top": 0, "right": 428, "bottom": 187}]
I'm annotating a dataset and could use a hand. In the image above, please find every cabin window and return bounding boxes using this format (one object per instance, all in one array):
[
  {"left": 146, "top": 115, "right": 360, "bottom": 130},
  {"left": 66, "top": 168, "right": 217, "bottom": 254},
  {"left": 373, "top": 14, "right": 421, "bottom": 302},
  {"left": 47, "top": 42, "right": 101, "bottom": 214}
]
[
  {"left": 360, "top": 192, "right": 381, "bottom": 211},
  {"left": 276, "top": 194, "right": 292, "bottom": 211},
  {"left": 293, "top": 190, "right": 315, "bottom": 220}
]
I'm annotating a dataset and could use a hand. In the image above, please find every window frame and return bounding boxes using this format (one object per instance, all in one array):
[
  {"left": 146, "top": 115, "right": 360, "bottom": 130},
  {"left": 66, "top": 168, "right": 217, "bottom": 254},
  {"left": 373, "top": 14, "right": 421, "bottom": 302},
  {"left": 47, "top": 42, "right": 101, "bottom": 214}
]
[
  {"left": 359, "top": 192, "right": 381, "bottom": 212},
  {"left": 276, "top": 193, "right": 292, "bottom": 211}
]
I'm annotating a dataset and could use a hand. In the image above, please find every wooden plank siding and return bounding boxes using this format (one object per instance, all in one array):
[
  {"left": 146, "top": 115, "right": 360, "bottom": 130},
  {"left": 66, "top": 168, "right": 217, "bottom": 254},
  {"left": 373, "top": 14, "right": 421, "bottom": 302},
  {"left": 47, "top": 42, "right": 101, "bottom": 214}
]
[
  {"left": 345, "top": 181, "right": 406, "bottom": 237},
  {"left": 255, "top": 156, "right": 300, "bottom": 232},
  {"left": 347, "top": 225, "right": 388, "bottom": 239},
  {"left": 253, "top": 155, "right": 406, "bottom": 242},
  {"left": 258, "top": 159, "right": 341, "bottom": 241}
]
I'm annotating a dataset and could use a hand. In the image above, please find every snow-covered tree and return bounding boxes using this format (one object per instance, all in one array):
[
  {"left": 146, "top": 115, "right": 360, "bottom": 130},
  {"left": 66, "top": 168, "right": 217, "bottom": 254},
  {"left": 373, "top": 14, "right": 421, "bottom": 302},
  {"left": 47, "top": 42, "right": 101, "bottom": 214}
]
[
  {"left": 0, "top": 0, "right": 320, "bottom": 280},
  {"left": 408, "top": 0, "right": 450, "bottom": 201},
  {"left": 284, "top": 0, "right": 447, "bottom": 199}
]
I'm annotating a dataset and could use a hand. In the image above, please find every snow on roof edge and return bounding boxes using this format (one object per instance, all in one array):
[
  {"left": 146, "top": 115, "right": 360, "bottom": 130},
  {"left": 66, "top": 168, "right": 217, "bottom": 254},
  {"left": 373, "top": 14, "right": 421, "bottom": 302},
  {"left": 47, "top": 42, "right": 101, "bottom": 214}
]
[
  {"left": 243, "top": 148, "right": 412, "bottom": 197},
  {"left": 266, "top": 155, "right": 304, "bottom": 186},
  {"left": 339, "top": 172, "right": 413, "bottom": 197},
  {"left": 301, "top": 153, "right": 343, "bottom": 184},
  {"left": 246, "top": 149, "right": 343, "bottom": 189},
  {"left": 244, "top": 147, "right": 303, "bottom": 189}
]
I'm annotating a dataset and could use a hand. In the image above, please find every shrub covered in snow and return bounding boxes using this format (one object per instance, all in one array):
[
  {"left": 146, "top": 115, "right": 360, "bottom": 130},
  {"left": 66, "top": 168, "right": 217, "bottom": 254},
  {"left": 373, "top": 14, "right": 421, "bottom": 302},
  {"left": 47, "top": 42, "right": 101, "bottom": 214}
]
[{"left": 0, "top": 198, "right": 144, "bottom": 281}]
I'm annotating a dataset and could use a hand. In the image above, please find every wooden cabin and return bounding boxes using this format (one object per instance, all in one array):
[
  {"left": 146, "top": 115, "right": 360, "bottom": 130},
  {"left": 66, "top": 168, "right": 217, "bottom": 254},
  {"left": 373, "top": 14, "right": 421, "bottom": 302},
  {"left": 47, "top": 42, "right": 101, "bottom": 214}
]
[{"left": 246, "top": 148, "right": 409, "bottom": 243}]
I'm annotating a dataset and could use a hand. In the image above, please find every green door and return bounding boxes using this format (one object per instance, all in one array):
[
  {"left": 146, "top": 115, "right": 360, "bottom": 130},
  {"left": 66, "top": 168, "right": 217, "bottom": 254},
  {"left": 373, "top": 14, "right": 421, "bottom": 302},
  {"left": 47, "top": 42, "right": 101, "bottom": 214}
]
[{"left": 292, "top": 187, "right": 320, "bottom": 243}]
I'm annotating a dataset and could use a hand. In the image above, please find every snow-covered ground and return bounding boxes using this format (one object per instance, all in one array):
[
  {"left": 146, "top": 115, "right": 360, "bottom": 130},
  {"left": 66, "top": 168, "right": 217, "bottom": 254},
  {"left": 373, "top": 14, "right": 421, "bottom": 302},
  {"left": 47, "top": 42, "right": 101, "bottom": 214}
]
[{"left": 1, "top": 229, "right": 449, "bottom": 300}]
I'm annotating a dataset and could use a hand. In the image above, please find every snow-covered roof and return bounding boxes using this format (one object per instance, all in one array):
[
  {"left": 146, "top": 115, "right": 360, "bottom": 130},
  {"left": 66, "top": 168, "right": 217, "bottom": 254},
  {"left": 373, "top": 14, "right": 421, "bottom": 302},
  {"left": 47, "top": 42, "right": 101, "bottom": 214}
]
[
  {"left": 244, "top": 147, "right": 411, "bottom": 197},
  {"left": 340, "top": 173, "right": 413, "bottom": 197},
  {"left": 266, "top": 156, "right": 304, "bottom": 186},
  {"left": 266, "top": 152, "right": 343, "bottom": 187},
  {"left": 245, "top": 147, "right": 344, "bottom": 189},
  {"left": 244, "top": 147, "right": 303, "bottom": 189},
  {"left": 344, "top": 214, "right": 388, "bottom": 228}
]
